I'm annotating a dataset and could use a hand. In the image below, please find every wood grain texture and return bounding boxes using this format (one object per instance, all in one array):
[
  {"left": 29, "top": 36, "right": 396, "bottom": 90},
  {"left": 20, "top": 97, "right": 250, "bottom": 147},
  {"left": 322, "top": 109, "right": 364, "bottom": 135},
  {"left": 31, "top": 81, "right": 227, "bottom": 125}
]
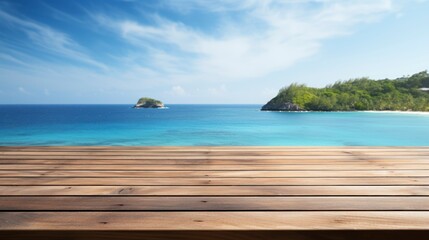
[
  {"left": 2, "top": 163, "right": 429, "bottom": 170},
  {"left": 2, "top": 169, "right": 429, "bottom": 177},
  {"left": 1, "top": 146, "right": 429, "bottom": 238},
  {"left": 1, "top": 177, "right": 428, "bottom": 185},
  {"left": 1, "top": 185, "right": 429, "bottom": 195},
  {"left": 2, "top": 211, "right": 429, "bottom": 230},
  {"left": 4, "top": 159, "right": 429, "bottom": 164},
  {"left": 2, "top": 230, "right": 429, "bottom": 240},
  {"left": 2, "top": 196, "right": 429, "bottom": 210},
  {"left": 2, "top": 155, "right": 429, "bottom": 160}
]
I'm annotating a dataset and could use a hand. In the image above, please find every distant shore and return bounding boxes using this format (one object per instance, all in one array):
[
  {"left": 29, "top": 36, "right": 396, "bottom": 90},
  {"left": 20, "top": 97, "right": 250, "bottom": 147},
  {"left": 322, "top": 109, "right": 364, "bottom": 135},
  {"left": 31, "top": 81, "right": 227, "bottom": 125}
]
[
  {"left": 361, "top": 111, "right": 429, "bottom": 115},
  {"left": 260, "top": 110, "right": 429, "bottom": 115}
]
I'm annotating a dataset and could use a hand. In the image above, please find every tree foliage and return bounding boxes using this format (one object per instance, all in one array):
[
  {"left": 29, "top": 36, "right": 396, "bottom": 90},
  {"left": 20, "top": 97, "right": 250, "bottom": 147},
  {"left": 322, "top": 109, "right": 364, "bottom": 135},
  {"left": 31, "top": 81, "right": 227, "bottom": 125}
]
[
  {"left": 137, "top": 97, "right": 162, "bottom": 106},
  {"left": 269, "top": 71, "right": 429, "bottom": 111}
]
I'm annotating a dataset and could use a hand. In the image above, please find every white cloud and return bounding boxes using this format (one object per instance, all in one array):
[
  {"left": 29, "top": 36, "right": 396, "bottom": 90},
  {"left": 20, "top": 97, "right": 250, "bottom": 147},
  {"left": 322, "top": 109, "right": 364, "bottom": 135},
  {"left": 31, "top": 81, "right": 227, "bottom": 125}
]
[
  {"left": 2, "top": 0, "right": 416, "bottom": 104},
  {"left": 156, "top": 0, "right": 260, "bottom": 13},
  {"left": 42, "top": 3, "right": 84, "bottom": 24},
  {"left": 0, "top": 53, "right": 27, "bottom": 65},
  {"left": 95, "top": 0, "right": 395, "bottom": 82},
  {"left": 171, "top": 85, "right": 186, "bottom": 96}
]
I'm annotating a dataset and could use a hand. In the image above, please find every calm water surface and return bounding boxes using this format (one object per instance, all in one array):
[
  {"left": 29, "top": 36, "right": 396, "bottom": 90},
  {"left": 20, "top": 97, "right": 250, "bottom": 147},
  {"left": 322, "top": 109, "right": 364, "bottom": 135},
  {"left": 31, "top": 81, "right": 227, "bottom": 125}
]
[{"left": 0, "top": 104, "right": 428, "bottom": 146}]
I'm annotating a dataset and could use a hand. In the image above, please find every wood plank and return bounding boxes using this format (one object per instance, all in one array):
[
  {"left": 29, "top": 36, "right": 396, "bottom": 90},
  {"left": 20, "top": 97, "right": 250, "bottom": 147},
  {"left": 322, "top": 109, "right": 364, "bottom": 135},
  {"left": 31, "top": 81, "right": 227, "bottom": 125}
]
[
  {"left": 1, "top": 197, "right": 429, "bottom": 211},
  {"left": 1, "top": 186, "right": 429, "bottom": 196},
  {"left": 4, "top": 159, "right": 429, "bottom": 165},
  {"left": 2, "top": 212, "right": 429, "bottom": 230},
  {"left": 2, "top": 155, "right": 429, "bottom": 160},
  {"left": 1, "top": 146, "right": 429, "bottom": 236},
  {"left": 1, "top": 170, "right": 429, "bottom": 177},
  {"left": 1, "top": 177, "right": 428, "bottom": 186},
  {"left": 2, "top": 230, "right": 429, "bottom": 240},
  {"left": 2, "top": 164, "right": 429, "bottom": 170}
]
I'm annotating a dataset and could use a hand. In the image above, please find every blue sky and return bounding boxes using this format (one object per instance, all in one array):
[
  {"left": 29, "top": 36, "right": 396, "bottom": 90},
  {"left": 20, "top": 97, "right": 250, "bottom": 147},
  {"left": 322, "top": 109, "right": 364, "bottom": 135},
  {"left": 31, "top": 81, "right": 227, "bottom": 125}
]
[{"left": 0, "top": 0, "right": 428, "bottom": 104}]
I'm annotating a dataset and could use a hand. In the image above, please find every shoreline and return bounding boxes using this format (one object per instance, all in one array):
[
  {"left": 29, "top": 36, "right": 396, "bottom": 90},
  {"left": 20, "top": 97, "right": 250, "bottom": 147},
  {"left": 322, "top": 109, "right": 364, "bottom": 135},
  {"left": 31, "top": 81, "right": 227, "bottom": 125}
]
[
  {"left": 261, "top": 110, "right": 429, "bottom": 115},
  {"left": 361, "top": 110, "right": 429, "bottom": 115}
]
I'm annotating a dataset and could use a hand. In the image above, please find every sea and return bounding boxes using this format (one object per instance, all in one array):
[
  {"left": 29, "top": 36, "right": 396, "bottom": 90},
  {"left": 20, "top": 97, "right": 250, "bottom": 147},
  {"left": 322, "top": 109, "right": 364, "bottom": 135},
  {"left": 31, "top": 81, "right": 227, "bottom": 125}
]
[{"left": 0, "top": 104, "right": 428, "bottom": 146}]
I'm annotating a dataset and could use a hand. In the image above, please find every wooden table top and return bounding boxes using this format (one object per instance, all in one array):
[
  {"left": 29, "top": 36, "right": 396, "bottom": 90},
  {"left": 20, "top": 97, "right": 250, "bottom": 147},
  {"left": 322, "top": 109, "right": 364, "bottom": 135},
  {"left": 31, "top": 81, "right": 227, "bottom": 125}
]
[{"left": 1, "top": 146, "right": 429, "bottom": 239}]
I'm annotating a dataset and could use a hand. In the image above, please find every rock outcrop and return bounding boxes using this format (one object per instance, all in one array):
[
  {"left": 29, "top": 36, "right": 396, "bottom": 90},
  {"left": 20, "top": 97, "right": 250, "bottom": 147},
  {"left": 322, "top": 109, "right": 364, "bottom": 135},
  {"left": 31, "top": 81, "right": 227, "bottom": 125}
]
[
  {"left": 134, "top": 97, "right": 164, "bottom": 108},
  {"left": 261, "top": 102, "right": 301, "bottom": 111}
]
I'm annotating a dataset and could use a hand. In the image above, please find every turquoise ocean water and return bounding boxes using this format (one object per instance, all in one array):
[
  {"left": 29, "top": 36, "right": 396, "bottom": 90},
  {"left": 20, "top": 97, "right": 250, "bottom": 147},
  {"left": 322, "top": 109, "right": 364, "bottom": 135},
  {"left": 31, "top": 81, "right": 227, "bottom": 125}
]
[{"left": 0, "top": 104, "right": 428, "bottom": 146}]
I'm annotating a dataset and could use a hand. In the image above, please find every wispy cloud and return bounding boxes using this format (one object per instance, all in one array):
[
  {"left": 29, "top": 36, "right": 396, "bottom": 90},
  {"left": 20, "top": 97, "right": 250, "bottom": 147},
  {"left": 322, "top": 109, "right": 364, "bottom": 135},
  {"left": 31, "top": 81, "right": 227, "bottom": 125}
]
[
  {"left": 0, "top": 53, "right": 27, "bottom": 65},
  {"left": 155, "top": 0, "right": 259, "bottom": 13},
  {"left": 42, "top": 2, "right": 84, "bottom": 24},
  {"left": 0, "top": 8, "right": 106, "bottom": 70},
  {"left": 94, "top": 0, "right": 395, "bottom": 81},
  {"left": 2, "top": 0, "right": 423, "bottom": 104}
]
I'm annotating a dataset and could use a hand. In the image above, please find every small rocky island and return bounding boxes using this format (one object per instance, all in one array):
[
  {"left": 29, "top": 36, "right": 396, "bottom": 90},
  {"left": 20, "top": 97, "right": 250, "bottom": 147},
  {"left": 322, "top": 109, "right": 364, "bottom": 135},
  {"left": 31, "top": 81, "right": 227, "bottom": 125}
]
[
  {"left": 262, "top": 71, "right": 429, "bottom": 111},
  {"left": 133, "top": 97, "right": 164, "bottom": 108}
]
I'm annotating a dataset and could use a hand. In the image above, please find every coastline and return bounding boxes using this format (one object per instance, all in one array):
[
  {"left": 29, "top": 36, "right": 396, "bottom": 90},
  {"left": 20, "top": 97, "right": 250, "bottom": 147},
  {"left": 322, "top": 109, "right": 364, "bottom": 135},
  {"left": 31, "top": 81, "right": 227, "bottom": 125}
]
[
  {"left": 361, "top": 110, "right": 429, "bottom": 115},
  {"left": 261, "top": 110, "right": 429, "bottom": 115}
]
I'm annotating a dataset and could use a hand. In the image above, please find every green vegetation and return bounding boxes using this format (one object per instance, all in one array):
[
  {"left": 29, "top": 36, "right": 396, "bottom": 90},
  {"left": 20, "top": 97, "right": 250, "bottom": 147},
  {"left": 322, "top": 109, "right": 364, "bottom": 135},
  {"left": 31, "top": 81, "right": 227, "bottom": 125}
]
[
  {"left": 136, "top": 97, "right": 162, "bottom": 106},
  {"left": 262, "top": 71, "right": 429, "bottom": 111},
  {"left": 134, "top": 97, "right": 164, "bottom": 108}
]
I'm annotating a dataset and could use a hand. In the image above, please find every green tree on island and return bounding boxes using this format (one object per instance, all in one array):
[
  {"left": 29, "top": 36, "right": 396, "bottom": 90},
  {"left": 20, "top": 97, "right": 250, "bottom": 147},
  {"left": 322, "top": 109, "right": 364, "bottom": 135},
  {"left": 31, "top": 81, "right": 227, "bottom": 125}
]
[{"left": 262, "top": 71, "right": 429, "bottom": 111}]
